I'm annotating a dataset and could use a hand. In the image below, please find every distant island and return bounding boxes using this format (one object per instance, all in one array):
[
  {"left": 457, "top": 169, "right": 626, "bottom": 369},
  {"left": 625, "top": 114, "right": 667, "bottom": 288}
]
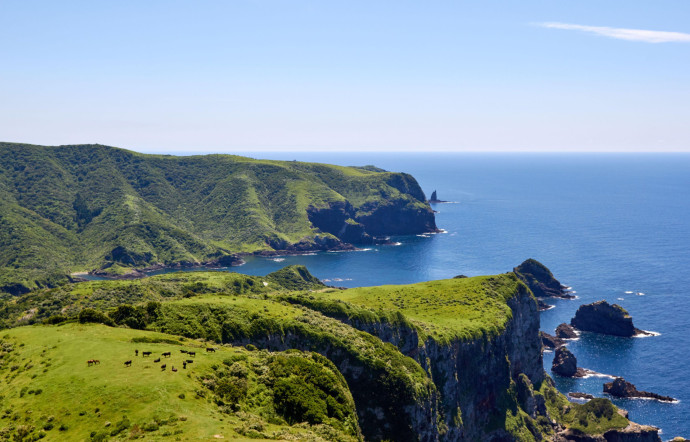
[{"left": 0, "top": 142, "right": 437, "bottom": 294}]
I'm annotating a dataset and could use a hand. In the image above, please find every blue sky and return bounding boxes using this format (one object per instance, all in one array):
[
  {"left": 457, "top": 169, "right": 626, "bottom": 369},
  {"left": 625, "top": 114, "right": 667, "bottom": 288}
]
[{"left": 1, "top": 1, "right": 689, "bottom": 152}]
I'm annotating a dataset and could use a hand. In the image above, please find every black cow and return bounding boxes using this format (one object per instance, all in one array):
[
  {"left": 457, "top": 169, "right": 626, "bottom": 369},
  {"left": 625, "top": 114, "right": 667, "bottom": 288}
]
[{"left": 124, "top": 360, "right": 132, "bottom": 367}]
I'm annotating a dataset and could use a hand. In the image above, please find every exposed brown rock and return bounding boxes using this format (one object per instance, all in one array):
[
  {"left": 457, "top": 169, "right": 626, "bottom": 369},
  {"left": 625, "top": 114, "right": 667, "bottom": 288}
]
[{"left": 541, "top": 331, "right": 565, "bottom": 349}]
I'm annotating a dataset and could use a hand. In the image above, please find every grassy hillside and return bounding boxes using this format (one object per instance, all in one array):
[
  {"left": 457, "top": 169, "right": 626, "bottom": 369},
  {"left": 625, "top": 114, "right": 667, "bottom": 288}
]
[
  {"left": 0, "top": 142, "right": 436, "bottom": 293},
  {"left": 283, "top": 273, "right": 524, "bottom": 343},
  {"left": 0, "top": 324, "right": 361, "bottom": 441},
  {"left": 0, "top": 266, "right": 639, "bottom": 441}
]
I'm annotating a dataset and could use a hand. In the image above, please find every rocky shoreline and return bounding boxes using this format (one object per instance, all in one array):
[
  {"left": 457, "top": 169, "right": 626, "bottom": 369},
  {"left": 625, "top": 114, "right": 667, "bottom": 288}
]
[{"left": 78, "top": 230, "right": 439, "bottom": 281}]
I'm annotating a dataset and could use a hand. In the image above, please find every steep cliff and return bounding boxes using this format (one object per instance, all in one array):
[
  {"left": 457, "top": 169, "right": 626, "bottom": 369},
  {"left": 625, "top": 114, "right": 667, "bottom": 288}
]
[{"left": 284, "top": 274, "right": 549, "bottom": 440}]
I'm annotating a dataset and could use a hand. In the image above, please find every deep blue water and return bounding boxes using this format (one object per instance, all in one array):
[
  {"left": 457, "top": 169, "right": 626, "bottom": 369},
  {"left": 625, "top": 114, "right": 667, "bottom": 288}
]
[{"left": 138, "top": 153, "right": 690, "bottom": 437}]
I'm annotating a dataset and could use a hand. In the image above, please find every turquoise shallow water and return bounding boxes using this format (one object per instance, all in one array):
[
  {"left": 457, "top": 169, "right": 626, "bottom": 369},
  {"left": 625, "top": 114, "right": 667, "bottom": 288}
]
[{"left": 130, "top": 152, "right": 690, "bottom": 437}]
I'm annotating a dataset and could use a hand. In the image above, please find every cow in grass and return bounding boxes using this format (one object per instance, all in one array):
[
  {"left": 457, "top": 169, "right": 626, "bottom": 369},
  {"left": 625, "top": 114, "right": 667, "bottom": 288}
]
[
  {"left": 162, "top": 352, "right": 171, "bottom": 358},
  {"left": 124, "top": 360, "right": 132, "bottom": 367},
  {"left": 87, "top": 359, "right": 100, "bottom": 366},
  {"left": 142, "top": 351, "right": 152, "bottom": 357},
  {"left": 206, "top": 347, "right": 216, "bottom": 353}
]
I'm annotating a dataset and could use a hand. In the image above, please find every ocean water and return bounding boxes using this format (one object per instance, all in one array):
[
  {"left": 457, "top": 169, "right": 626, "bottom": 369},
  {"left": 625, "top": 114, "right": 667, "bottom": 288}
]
[{"left": 148, "top": 152, "right": 690, "bottom": 437}]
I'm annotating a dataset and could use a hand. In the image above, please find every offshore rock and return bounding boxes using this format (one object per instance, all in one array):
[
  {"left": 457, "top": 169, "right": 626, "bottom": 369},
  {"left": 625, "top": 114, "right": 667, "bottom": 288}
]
[
  {"left": 604, "top": 377, "right": 676, "bottom": 403},
  {"left": 541, "top": 331, "right": 565, "bottom": 349},
  {"left": 568, "top": 392, "right": 595, "bottom": 401},
  {"left": 514, "top": 258, "right": 574, "bottom": 299},
  {"left": 428, "top": 190, "right": 449, "bottom": 203},
  {"left": 571, "top": 301, "right": 648, "bottom": 337},
  {"left": 556, "top": 323, "right": 579, "bottom": 339},
  {"left": 551, "top": 346, "right": 586, "bottom": 377}
]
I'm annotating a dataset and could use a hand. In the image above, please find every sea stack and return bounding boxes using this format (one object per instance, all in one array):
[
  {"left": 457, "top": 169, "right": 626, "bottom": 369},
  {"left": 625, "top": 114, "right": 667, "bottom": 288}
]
[
  {"left": 571, "top": 300, "right": 649, "bottom": 337},
  {"left": 551, "top": 346, "right": 585, "bottom": 377},
  {"left": 513, "top": 259, "right": 573, "bottom": 299},
  {"left": 428, "top": 190, "right": 448, "bottom": 203}
]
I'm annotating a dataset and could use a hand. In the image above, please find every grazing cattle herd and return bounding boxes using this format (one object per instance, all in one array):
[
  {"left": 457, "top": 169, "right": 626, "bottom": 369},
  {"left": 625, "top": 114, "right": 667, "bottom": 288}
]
[{"left": 86, "top": 345, "right": 212, "bottom": 372}]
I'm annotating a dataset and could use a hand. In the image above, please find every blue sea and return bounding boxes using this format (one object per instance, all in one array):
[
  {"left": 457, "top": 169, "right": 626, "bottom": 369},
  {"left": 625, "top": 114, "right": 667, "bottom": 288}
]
[{"left": 145, "top": 152, "right": 690, "bottom": 437}]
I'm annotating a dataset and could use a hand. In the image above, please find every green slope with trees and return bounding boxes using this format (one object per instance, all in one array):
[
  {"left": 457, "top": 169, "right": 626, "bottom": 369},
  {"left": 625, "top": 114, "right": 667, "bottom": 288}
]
[{"left": 0, "top": 142, "right": 436, "bottom": 294}]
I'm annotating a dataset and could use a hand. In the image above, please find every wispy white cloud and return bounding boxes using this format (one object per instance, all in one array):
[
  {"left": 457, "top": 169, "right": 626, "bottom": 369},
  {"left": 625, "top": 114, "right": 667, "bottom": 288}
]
[{"left": 538, "top": 22, "right": 690, "bottom": 43}]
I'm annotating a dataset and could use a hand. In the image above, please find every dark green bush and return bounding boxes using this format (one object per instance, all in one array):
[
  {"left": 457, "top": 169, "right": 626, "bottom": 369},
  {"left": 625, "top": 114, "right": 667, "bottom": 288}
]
[{"left": 78, "top": 309, "right": 114, "bottom": 326}]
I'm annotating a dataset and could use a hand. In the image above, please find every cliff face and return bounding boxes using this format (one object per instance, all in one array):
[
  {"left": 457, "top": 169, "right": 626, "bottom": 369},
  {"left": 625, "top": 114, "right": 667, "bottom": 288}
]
[
  {"left": 339, "top": 280, "right": 545, "bottom": 440},
  {"left": 306, "top": 197, "right": 438, "bottom": 244}
]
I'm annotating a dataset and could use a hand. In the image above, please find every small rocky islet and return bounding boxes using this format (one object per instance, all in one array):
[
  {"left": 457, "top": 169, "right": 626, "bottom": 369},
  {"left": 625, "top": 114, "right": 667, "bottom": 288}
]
[
  {"left": 604, "top": 377, "right": 676, "bottom": 403},
  {"left": 570, "top": 300, "right": 653, "bottom": 337}
]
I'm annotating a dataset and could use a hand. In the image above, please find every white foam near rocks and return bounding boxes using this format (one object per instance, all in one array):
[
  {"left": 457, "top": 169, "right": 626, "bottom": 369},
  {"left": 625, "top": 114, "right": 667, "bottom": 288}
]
[
  {"left": 580, "top": 369, "right": 616, "bottom": 379},
  {"left": 634, "top": 330, "right": 661, "bottom": 338}
]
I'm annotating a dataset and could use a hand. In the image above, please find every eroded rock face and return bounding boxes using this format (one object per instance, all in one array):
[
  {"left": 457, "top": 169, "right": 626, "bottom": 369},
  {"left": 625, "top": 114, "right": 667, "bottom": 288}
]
[
  {"left": 307, "top": 197, "right": 437, "bottom": 245},
  {"left": 571, "top": 301, "right": 643, "bottom": 337},
  {"left": 514, "top": 258, "right": 573, "bottom": 299},
  {"left": 541, "top": 331, "right": 565, "bottom": 349},
  {"left": 556, "top": 323, "right": 579, "bottom": 339},
  {"left": 552, "top": 346, "right": 578, "bottom": 377},
  {"left": 604, "top": 378, "right": 676, "bottom": 403}
]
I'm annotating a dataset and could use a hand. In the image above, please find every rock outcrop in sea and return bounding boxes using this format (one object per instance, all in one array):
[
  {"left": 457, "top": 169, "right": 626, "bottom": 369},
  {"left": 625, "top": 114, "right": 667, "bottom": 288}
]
[
  {"left": 571, "top": 301, "right": 650, "bottom": 337},
  {"left": 556, "top": 322, "right": 579, "bottom": 339},
  {"left": 552, "top": 346, "right": 586, "bottom": 377},
  {"left": 513, "top": 258, "right": 574, "bottom": 299},
  {"left": 541, "top": 331, "right": 565, "bottom": 349},
  {"left": 428, "top": 190, "right": 449, "bottom": 203},
  {"left": 604, "top": 377, "right": 676, "bottom": 402}
]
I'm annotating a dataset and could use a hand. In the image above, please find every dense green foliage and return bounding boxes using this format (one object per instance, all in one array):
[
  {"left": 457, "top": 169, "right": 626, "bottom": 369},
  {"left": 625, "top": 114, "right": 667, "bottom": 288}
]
[
  {"left": 0, "top": 142, "right": 433, "bottom": 293},
  {"left": 540, "top": 382, "right": 629, "bottom": 434},
  {"left": 0, "top": 266, "right": 316, "bottom": 328}
]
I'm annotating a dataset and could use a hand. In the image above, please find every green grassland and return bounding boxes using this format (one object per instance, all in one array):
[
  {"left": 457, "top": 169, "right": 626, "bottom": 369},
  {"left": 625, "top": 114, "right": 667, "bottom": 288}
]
[
  {"left": 0, "top": 323, "right": 361, "bottom": 441},
  {"left": 283, "top": 273, "right": 524, "bottom": 344},
  {"left": 0, "top": 142, "right": 434, "bottom": 293},
  {"left": 0, "top": 266, "right": 634, "bottom": 440}
]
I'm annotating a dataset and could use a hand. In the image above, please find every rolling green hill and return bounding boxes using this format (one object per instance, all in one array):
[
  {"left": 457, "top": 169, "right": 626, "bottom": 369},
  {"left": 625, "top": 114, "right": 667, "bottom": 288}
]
[
  {"left": 0, "top": 142, "right": 436, "bottom": 294},
  {"left": 0, "top": 265, "right": 647, "bottom": 441}
]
